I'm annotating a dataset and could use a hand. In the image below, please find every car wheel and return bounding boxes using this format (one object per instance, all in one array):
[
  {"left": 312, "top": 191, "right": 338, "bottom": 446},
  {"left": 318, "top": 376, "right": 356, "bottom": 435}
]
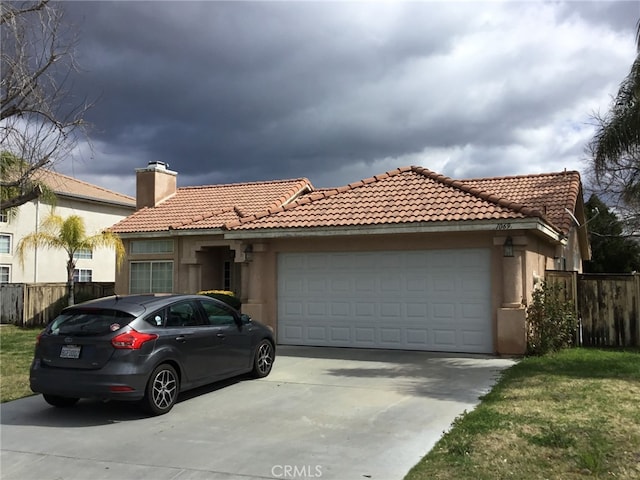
[
  {"left": 142, "top": 364, "right": 179, "bottom": 416},
  {"left": 42, "top": 394, "right": 79, "bottom": 408},
  {"left": 252, "top": 339, "right": 274, "bottom": 378}
]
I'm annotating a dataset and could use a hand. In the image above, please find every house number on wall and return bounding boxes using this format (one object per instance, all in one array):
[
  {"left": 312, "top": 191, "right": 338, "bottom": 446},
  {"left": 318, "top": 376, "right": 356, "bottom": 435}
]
[{"left": 496, "top": 223, "right": 512, "bottom": 230}]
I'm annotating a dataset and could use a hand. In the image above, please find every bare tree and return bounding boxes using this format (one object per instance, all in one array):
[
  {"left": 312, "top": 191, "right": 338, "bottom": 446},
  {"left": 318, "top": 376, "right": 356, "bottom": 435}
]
[{"left": 1, "top": 0, "right": 90, "bottom": 211}]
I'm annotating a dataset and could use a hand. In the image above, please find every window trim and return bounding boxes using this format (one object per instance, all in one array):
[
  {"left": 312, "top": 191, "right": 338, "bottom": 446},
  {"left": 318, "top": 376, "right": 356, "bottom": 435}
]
[
  {"left": 73, "top": 248, "right": 93, "bottom": 260},
  {"left": 0, "top": 234, "right": 12, "bottom": 254},
  {"left": 0, "top": 265, "right": 10, "bottom": 284},
  {"left": 73, "top": 268, "right": 93, "bottom": 282}
]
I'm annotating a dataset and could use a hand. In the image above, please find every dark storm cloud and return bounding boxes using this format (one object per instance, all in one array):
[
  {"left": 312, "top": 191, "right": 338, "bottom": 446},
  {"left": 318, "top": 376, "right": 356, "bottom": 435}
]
[{"left": 58, "top": 1, "right": 639, "bottom": 194}]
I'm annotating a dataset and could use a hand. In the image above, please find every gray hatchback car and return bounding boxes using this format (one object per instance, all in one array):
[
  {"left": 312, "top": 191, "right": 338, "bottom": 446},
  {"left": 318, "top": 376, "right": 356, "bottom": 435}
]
[{"left": 30, "top": 294, "right": 275, "bottom": 415}]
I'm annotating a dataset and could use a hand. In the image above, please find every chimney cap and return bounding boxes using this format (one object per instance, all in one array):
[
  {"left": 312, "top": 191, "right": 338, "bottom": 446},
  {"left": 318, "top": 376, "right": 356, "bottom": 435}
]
[
  {"left": 135, "top": 161, "right": 177, "bottom": 175},
  {"left": 148, "top": 161, "right": 167, "bottom": 169}
]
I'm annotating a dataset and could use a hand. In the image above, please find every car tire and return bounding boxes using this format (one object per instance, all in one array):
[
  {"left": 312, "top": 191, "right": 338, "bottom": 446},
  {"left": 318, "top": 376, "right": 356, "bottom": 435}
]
[
  {"left": 251, "top": 339, "right": 274, "bottom": 378},
  {"left": 42, "top": 394, "right": 79, "bottom": 408},
  {"left": 142, "top": 364, "right": 179, "bottom": 416}
]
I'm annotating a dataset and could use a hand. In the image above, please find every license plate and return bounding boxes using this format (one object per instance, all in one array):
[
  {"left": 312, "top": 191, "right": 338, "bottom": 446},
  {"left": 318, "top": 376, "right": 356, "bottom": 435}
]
[{"left": 60, "top": 345, "right": 81, "bottom": 359}]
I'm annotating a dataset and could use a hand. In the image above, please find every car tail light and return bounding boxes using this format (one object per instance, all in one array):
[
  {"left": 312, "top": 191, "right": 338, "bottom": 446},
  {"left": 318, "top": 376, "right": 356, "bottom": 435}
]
[
  {"left": 35, "top": 331, "right": 44, "bottom": 346},
  {"left": 109, "top": 385, "right": 134, "bottom": 392},
  {"left": 111, "top": 329, "right": 158, "bottom": 349}
]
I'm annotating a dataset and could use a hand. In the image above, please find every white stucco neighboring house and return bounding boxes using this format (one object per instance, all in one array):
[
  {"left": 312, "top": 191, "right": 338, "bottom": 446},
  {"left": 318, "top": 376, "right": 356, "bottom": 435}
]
[{"left": 0, "top": 170, "right": 135, "bottom": 284}]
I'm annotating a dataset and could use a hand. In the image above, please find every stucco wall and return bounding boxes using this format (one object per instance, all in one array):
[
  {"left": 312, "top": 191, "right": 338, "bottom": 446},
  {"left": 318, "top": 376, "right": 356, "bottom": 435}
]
[
  {"left": 116, "top": 234, "right": 238, "bottom": 295},
  {"left": 115, "top": 227, "right": 572, "bottom": 355},
  {"left": 1, "top": 197, "right": 133, "bottom": 284}
]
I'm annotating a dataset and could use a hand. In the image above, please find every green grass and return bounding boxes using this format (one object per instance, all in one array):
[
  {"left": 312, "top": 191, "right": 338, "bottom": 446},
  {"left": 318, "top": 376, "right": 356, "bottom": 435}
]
[
  {"left": 405, "top": 348, "right": 640, "bottom": 480},
  {"left": 1, "top": 325, "right": 41, "bottom": 402}
]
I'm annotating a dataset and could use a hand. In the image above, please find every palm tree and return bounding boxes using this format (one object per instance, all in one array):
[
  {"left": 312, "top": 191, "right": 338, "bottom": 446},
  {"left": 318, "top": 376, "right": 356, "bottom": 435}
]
[
  {"left": 16, "top": 212, "right": 125, "bottom": 305},
  {"left": 590, "top": 21, "right": 640, "bottom": 214},
  {"left": 0, "top": 151, "right": 55, "bottom": 219}
]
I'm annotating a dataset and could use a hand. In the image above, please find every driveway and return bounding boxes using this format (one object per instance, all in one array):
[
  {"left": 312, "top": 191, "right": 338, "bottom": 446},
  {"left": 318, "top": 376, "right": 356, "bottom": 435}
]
[{"left": 1, "top": 346, "right": 514, "bottom": 480}]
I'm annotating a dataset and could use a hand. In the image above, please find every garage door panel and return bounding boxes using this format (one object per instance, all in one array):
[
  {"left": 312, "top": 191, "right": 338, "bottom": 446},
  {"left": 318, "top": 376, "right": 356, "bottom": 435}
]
[
  {"left": 283, "top": 301, "right": 303, "bottom": 316},
  {"left": 406, "top": 303, "right": 427, "bottom": 317},
  {"left": 461, "top": 302, "right": 490, "bottom": 320},
  {"left": 278, "top": 249, "right": 492, "bottom": 353},
  {"left": 355, "top": 327, "right": 375, "bottom": 344},
  {"left": 330, "top": 327, "right": 351, "bottom": 342},
  {"left": 461, "top": 274, "right": 487, "bottom": 295},
  {"left": 331, "top": 277, "right": 351, "bottom": 293},
  {"left": 461, "top": 330, "right": 489, "bottom": 347},
  {"left": 380, "top": 303, "right": 402, "bottom": 318},
  {"left": 405, "top": 328, "right": 428, "bottom": 346},
  {"left": 283, "top": 325, "right": 304, "bottom": 341},
  {"left": 406, "top": 274, "right": 428, "bottom": 292},
  {"left": 433, "top": 303, "right": 455, "bottom": 319},
  {"left": 331, "top": 302, "right": 350, "bottom": 316},
  {"left": 282, "top": 277, "right": 305, "bottom": 294},
  {"left": 381, "top": 276, "right": 402, "bottom": 293},
  {"left": 355, "top": 276, "right": 376, "bottom": 293},
  {"left": 307, "top": 302, "right": 326, "bottom": 316},
  {"left": 308, "top": 278, "right": 327, "bottom": 295},
  {"left": 433, "top": 329, "right": 457, "bottom": 347},
  {"left": 307, "top": 254, "right": 328, "bottom": 269},
  {"left": 307, "top": 326, "right": 326, "bottom": 341},
  {"left": 380, "top": 328, "right": 403, "bottom": 345},
  {"left": 355, "top": 303, "right": 375, "bottom": 317}
]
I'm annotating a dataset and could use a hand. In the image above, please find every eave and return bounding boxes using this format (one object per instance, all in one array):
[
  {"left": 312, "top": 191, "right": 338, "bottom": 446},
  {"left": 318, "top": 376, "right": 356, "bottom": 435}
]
[{"left": 223, "top": 218, "right": 565, "bottom": 243}]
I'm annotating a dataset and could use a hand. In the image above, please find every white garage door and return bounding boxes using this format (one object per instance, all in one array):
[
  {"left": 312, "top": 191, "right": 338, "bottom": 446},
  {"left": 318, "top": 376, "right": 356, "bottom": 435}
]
[{"left": 277, "top": 249, "right": 493, "bottom": 353}]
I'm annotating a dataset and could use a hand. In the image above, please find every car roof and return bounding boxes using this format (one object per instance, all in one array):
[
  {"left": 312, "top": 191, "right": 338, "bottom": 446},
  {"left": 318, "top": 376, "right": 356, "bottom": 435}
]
[{"left": 65, "top": 294, "right": 212, "bottom": 317}]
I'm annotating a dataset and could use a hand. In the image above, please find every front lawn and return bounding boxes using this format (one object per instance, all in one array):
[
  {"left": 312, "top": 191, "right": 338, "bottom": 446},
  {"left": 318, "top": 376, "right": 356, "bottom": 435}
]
[
  {"left": 406, "top": 348, "right": 640, "bottom": 480},
  {"left": 1, "top": 325, "right": 40, "bottom": 403}
]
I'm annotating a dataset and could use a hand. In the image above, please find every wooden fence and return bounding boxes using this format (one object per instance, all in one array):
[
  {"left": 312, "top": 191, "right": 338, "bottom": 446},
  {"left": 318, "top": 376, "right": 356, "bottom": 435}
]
[
  {"left": 546, "top": 271, "right": 640, "bottom": 347},
  {"left": 0, "top": 283, "right": 115, "bottom": 327}
]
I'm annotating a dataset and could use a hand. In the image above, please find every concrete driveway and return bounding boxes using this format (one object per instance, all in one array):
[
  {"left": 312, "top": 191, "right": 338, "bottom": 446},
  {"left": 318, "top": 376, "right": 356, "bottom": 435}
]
[{"left": 1, "top": 346, "right": 514, "bottom": 480}]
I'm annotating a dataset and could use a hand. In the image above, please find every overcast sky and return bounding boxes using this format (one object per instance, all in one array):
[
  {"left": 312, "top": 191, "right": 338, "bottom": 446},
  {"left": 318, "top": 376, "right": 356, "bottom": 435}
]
[{"left": 55, "top": 0, "right": 639, "bottom": 198}]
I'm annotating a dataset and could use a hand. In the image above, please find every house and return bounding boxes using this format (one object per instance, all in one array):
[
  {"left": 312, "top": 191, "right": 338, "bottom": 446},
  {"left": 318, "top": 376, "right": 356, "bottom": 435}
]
[
  {"left": 0, "top": 169, "right": 135, "bottom": 284},
  {"left": 111, "top": 162, "right": 590, "bottom": 355}
]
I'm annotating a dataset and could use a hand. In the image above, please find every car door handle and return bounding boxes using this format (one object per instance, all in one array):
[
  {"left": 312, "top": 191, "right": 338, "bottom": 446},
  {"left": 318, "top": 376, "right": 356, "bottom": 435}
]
[
  {"left": 175, "top": 336, "right": 187, "bottom": 342},
  {"left": 216, "top": 333, "right": 225, "bottom": 338}
]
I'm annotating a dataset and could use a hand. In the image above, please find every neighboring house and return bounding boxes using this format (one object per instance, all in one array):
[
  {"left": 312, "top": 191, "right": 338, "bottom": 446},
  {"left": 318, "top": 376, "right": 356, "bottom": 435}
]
[
  {"left": 111, "top": 162, "right": 590, "bottom": 355},
  {"left": 0, "top": 169, "right": 135, "bottom": 284}
]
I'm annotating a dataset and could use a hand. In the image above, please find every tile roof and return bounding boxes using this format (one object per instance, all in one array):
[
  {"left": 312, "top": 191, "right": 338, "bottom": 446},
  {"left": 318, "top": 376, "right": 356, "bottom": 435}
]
[
  {"left": 224, "top": 166, "right": 582, "bottom": 234},
  {"left": 110, "top": 178, "right": 312, "bottom": 233},
  {"left": 34, "top": 169, "right": 135, "bottom": 207},
  {"left": 462, "top": 170, "right": 581, "bottom": 235}
]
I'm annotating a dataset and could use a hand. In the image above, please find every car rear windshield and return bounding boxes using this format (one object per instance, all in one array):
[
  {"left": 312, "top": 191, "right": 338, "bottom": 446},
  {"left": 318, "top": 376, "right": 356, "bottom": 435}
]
[{"left": 48, "top": 309, "right": 136, "bottom": 336}]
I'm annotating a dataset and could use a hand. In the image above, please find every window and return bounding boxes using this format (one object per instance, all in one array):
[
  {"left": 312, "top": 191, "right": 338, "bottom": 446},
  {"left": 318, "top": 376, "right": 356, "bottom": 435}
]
[
  {"left": 49, "top": 309, "right": 135, "bottom": 336},
  {"left": 0, "top": 265, "right": 10, "bottom": 284},
  {"left": 223, "top": 261, "right": 231, "bottom": 291},
  {"left": 144, "top": 308, "right": 167, "bottom": 328},
  {"left": 73, "top": 248, "right": 93, "bottom": 260},
  {"left": 131, "top": 239, "right": 173, "bottom": 254},
  {"left": 130, "top": 261, "right": 173, "bottom": 293},
  {"left": 200, "top": 299, "right": 236, "bottom": 326},
  {"left": 167, "top": 301, "right": 201, "bottom": 327},
  {"left": 73, "top": 269, "right": 92, "bottom": 282},
  {"left": 0, "top": 234, "right": 11, "bottom": 254},
  {"left": 0, "top": 211, "right": 7, "bottom": 223}
]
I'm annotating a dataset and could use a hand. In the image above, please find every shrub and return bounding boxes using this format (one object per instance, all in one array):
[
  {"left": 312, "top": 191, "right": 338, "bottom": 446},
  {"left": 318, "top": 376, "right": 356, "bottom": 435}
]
[
  {"left": 198, "top": 290, "right": 241, "bottom": 310},
  {"left": 526, "top": 281, "right": 577, "bottom": 355}
]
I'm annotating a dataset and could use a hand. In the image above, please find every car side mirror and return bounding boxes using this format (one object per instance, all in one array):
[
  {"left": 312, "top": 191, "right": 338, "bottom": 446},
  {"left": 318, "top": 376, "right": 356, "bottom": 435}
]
[{"left": 240, "top": 314, "right": 252, "bottom": 324}]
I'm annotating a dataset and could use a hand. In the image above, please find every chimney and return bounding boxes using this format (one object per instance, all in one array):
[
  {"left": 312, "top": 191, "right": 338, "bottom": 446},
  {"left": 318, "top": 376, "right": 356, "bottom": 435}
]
[{"left": 135, "top": 161, "right": 177, "bottom": 210}]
